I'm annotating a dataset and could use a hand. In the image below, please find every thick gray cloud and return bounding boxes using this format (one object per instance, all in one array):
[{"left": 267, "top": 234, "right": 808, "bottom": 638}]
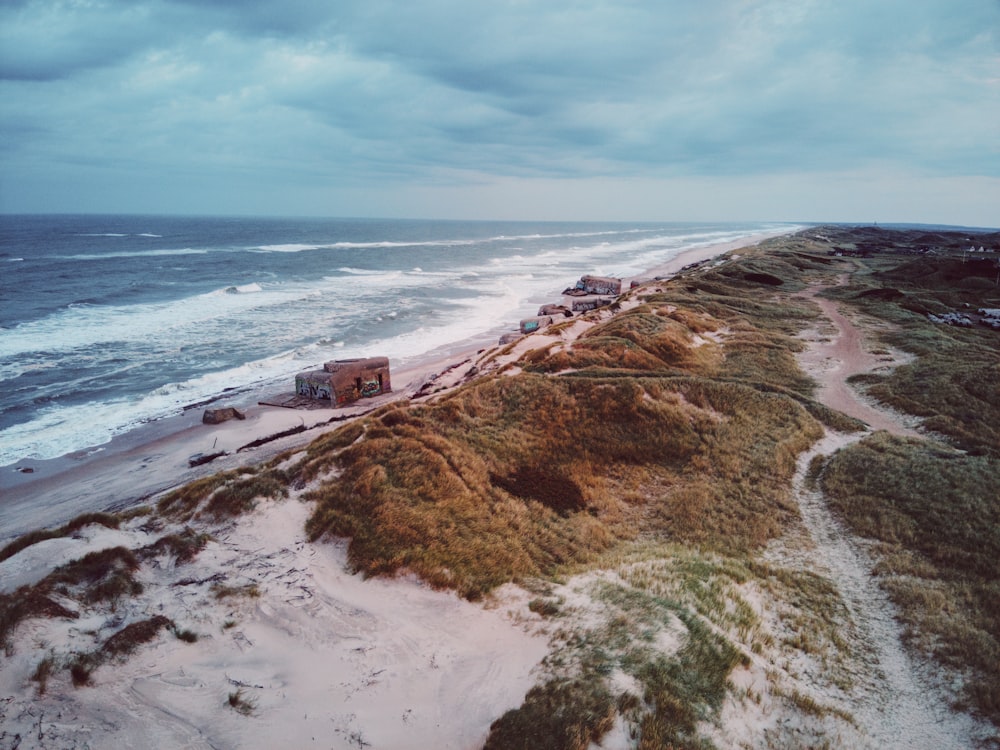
[{"left": 1, "top": 0, "right": 998, "bottom": 223}]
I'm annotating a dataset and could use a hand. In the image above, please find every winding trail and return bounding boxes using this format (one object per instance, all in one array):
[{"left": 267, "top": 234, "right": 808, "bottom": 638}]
[
  {"left": 795, "top": 276, "right": 921, "bottom": 438},
  {"left": 782, "top": 277, "right": 990, "bottom": 748}
]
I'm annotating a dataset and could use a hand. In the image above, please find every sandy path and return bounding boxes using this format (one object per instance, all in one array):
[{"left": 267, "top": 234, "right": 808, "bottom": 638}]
[
  {"left": 780, "top": 274, "right": 991, "bottom": 747},
  {"left": 795, "top": 277, "right": 920, "bottom": 438},
  {"left": 783, "top": 435, "right": 984, "bottom": 749}
]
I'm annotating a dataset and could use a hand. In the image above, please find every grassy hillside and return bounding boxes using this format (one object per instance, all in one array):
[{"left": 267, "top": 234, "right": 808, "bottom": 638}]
[{"left": 300, "top": 252, "right": 841, "bottom": 600}]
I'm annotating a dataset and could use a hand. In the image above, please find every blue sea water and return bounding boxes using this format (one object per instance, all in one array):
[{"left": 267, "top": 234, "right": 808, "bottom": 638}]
[{"left": 0, "top": 215, "right": 796, "bottom": 465}]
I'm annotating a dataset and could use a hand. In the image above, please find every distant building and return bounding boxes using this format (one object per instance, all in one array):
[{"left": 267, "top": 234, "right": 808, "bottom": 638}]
[{"left": 295, "top": 357, "right": 391, "bottom": 405}]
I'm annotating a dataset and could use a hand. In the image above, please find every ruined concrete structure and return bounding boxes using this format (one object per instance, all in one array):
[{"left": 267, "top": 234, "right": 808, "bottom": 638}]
[
  {"left": 576, "top": 275, "right": 622, "bottom": 296},
  {"left": 538, "top": 303, "right": 572, "bottom": 318},
  {"left": 520, "top": 315, "right": 554, "bottom": 334},
  {"left": 295, "top": 357, "right": 391, "bottom": 405},
  {"left": 572, "top": 297, "right": 614, "bottom": 312}
]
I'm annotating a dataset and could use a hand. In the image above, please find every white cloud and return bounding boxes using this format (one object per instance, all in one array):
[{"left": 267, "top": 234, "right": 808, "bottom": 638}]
[{"left": 0, "top": 0, "right": 997, "bottom": 224}]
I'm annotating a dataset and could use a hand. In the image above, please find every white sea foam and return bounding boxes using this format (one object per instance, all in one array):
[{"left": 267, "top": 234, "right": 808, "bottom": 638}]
[
  {"left": 56, "top": 248, "right": 211, "bottom": 260},
  {"left": 0, "top": 221, "right": 795, "bottom": 465}
]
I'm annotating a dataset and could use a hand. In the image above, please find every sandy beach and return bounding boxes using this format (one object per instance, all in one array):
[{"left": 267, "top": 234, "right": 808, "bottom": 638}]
[{"left": 0, "top": 228, "right": 788, "bottom": 542}]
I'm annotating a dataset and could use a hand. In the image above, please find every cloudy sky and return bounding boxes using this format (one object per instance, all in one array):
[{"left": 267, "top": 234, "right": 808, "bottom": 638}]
[{"left": 1, "top": 0, "right": 998, "bottom": 225}]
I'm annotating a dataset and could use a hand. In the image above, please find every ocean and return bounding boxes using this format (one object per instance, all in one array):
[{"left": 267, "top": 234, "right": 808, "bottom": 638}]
[{"left": 0, "top": 215, "right": 795, "bottom": 466}]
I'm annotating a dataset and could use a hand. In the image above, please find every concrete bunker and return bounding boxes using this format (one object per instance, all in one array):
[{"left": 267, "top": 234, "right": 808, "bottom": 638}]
[
  {"left": 295, "top": 356, "right": 391, "bottom": 405},
  {"left": 576, "top": 275, "right": 622, "bottom": 296}
]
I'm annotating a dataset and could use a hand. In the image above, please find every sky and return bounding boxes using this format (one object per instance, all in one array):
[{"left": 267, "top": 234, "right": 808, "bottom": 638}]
[{"left": 1, "top": 0, "right": 998, "bottom": 226}]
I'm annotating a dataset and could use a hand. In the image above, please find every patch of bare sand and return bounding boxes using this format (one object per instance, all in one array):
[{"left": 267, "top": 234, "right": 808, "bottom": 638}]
[{"left": 0, "top": 498, "right": 548, "bottom": 750}]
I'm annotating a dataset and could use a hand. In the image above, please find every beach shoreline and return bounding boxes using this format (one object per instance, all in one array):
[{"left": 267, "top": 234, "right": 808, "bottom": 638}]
[{"left": 0, "top": 227, "right": 793, "bottom": 541}]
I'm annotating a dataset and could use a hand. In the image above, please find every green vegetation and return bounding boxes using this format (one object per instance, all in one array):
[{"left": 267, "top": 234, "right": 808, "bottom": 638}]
[
  {"left": 157, "top": 466, "right": 289, "bottom": 521},
  {"left": 818, "top": 432, "right": 1000, "bottom": 721},
  {"left": 816, "top": 237, "right": 1000, "bottom": 455},
  {"left": 487, "top": 545, "right": 761, "bottom": 749},
  {"left": 484, "top": 677, "right": 615, "bottom": 750}
]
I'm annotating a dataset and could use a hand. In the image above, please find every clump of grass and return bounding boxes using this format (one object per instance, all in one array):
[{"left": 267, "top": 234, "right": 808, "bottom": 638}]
[
  {"left": 1, "top": 588, "right": 79, "bottom": 651},
  {"left": 484, "top": 676, "right": 615, "bottom": 750},
  {"left": 0, "top": 511, "right": 122, "bottom": 563},
  {"left": 211, "top": 582, "right": 260, "bottom": 600},
  {"left": 528, "top": 598, "right": 562, "bottom": 617},
  {"left": 64, "top": 616, "right": 196, "bottom": 686},
  {"left": 140, "top": 527, "right": 211, "bottom": 564},
  {"left": 30, "top": 653, "right": 57, "bottom": 695},
  {"left": 227, "top": 688, "right": 257, "bottom": 716},
  {"left": 45, "top": 546, "right": 143, "bottom": 606},
  {"left": 157, "top": 473, "right": 230, "bottom": 519},
  {"left": 172, "top": 625, "right": 198, "bottom": 643},
  {"left": 101, "top": 615, "right": 174, "bottom": 658},
  {"left": 202, "top": 469, "right": 288, "bottom": 520},
  {"left": 69, "top": 652, "right": 99, "bottom": 686},
  {"left": 157, "top": 467, "right": 288, "bottom": 522}
]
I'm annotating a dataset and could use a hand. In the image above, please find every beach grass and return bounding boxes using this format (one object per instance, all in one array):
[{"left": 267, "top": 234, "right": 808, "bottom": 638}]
[
  {"left": 300, "top": 249, "right": 838, "bottom": 600},
  {"left": 0, "top": 511, "right": 122, "bottom": 563},
  {"left": 818, "top": 432, "right": 1000, "bottom": 721}
]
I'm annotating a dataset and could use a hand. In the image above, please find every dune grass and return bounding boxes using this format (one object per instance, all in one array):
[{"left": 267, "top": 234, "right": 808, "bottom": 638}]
[
  {"left": 300, "top": 248, "right": 838, "bottom": 601},
  {"left": 818, "top": 432, "right": 1000, "bottom": 722},
  {"left": 487, "top": 545, "right": 758, "bottom": 749},
  {"left": 157, "top": 466, "right": 289, "bottom": 521},
  {"left": 0, "top": 511, "right": 122, "bottom": 563},
  {"left": 819, "top": 252, "right": 1000, "bottom": 455},
  {"left": 302, "top": 370, "right": 822, "bottom": 599}
]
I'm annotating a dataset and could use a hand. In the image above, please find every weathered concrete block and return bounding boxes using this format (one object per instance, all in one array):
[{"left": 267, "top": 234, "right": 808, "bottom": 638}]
[
  {"left": 571, "top": 296, "right": 613, "bottom": 312},
  {"left": 202, "top": 407, "right": 246, "bottom": 424},
  {"left": 538, "top": 304, "right": 573, "bottom": 317},
  {"left": 520, "top": 315, "right": 554, "bottom": 334}
]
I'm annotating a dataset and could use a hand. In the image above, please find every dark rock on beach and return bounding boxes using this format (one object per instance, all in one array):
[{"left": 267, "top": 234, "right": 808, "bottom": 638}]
[{"left": 202, "top": 407, "right": 246, "bottom": 425}]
